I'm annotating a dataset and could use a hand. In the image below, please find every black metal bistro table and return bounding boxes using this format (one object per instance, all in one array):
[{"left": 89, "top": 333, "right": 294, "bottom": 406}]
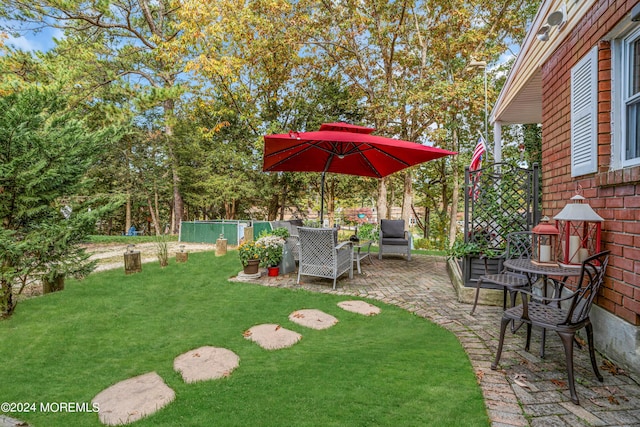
[
  {"left": 502, "top": 258, "right": 584, "bottom": 357},
  {"left": 503, "top": 259, "right": 584, "bottom": 282}
]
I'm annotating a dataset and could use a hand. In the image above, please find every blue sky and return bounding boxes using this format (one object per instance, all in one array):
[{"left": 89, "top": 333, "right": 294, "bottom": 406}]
[{"left": 2, "top": 22, "right": 61, "bottom": 52}]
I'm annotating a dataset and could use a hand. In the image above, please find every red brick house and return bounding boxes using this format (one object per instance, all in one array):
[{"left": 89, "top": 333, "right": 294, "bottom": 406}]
[{"left": 492, "top": 0, "right": 640, "bottom": 375}]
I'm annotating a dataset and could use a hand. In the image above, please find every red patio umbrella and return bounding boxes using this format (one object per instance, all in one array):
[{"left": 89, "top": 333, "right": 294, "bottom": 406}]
[{"left": 263, "top": 122, "right": 456, "bottom": 223}]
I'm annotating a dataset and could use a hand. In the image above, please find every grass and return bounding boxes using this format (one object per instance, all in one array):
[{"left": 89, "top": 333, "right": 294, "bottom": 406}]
[{"left": 0, "top": 251, "right": 488, "bottom": 426}]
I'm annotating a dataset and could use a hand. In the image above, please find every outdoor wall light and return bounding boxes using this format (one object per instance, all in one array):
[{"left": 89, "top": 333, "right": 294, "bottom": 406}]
[
  {"left": 537, "top": 3, "right": 566, "bottom": 43},
  {"left": 537, "top": 25, "right": 551, "bottom": 42}
]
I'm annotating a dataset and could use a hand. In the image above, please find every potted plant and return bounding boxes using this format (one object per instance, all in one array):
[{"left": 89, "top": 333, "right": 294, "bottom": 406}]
[
  {"left": 238, "top": 241, "right": 261, "bottom": 274},
  {"left": 255, "top": 234, "right": 285, "bottom": 276},
  {"left": 448, "top": 235, "right": 502, "bottom": 287}
]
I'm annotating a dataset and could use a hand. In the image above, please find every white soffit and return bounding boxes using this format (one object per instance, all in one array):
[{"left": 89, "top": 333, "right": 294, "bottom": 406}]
[{"left": 492, "top": 0, "right": 597, "bottom": 125}]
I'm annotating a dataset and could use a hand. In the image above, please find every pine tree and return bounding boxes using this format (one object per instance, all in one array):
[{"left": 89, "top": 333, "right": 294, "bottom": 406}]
[{"left": 0, "top": 88, "right": 120, "bottom": 317}]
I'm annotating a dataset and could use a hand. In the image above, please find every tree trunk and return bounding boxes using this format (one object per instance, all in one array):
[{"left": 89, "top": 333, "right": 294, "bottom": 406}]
[
  {"left": 147, "top": 195, "right": 160, "bottom": 236},
  {"left": 424, "top": 206, "right": 430, "bottom": 239},
  {"left": 163, "top": 98, "right": 183, "bottom": 235},
  {"left": 377, "top": 178, "right": 388, "bottom": 222},
  {"left": 401, "top": 171, "right": 412, "bottom": 227},
  {"left": 125, "top": 190, "right": 132, "bottom": 234},
  {"left": 153, "top": 188, "right": 161, "bottom": 235},
  {"left": 0, "top": 276, "right": 14, "bottom": 318},
  {"left": 326, "top": 177, "right": 336, "bottom": 227},
  {"left": 448, "top": 130, "right": 460, "bottom": 249},
  {"left": 279, "top": 182, "right": 288, "bottom": 220}
]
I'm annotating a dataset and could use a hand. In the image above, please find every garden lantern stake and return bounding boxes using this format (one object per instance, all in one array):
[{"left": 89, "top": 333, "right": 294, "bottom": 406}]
[
  {"left": 532, "top": 216, "right": 559, "bottom": 266},
  {"left": 553, "top": 195, "right": 604, "bottom": 267}
]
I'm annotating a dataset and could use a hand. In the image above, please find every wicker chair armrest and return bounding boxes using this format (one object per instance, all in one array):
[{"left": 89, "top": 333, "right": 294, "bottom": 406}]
[{"left": 336, "top": 241, "right": 352, "bottom": 251}]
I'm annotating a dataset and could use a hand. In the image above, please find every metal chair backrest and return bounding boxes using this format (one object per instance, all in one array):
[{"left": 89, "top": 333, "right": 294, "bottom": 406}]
[
  {"left": 503, "top": 231, "right": 533, "bottom": 261},
  {"left": 565, "top": 250, "right": 610, "bottom": 325}
]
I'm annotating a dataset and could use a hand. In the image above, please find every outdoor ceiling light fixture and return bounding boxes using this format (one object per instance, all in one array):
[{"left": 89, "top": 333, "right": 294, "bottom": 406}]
[{"left": 537, "top": 3, "right": 566, "bottom": 42}]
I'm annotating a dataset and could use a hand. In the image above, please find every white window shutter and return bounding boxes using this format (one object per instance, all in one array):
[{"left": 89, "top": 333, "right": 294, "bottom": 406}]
[{"left": 571, "top": 47, "right": 598, "bottom": 176}]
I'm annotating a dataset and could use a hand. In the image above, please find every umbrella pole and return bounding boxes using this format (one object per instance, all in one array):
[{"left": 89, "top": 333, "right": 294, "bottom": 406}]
[{"left": 320, "top": 172, "right": 326, "bottom": 226}]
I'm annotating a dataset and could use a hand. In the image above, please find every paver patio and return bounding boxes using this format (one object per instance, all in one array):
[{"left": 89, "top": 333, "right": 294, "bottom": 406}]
[{"left": 243, "top": 254, "right": 640, "bottom": 427}]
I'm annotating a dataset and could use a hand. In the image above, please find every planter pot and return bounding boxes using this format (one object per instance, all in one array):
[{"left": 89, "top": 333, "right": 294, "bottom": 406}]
[
  {"left": 462, "top": 255, "right": 502, "bottom": 288},
  {"left": 267, "top": 266, "right": 279, "bottom": 276},
  {"left": 43, "top": 273, "right": 65, "bottom": 294},
  {"left": 243, "top": 259, "right": 260, "bottom": 274}
]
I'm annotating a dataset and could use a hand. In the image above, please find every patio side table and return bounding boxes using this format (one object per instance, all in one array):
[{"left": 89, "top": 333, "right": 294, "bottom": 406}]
[{"left": 352, "top": 240, "right": 373, "bottom": 274}]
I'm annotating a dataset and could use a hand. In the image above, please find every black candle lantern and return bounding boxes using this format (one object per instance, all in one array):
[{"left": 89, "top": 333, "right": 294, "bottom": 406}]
[{"left": 532, "top": 216, "right": 559, "bottom": 266}]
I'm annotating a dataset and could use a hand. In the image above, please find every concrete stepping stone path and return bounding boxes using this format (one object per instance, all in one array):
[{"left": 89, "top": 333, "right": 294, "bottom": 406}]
[
  {"left": 174, "top": 346, "right": 240, "bottom": 383},
  {"left": 338, "top": 300, "right": 381, "bottom": 316},
  {"left": 243, "top": 323, "right": 302, "bottom": 350},
  {"left": 92, "top": 372, "right": 175, "bottom": 426},
  {"left": 288, "top": 309, "right": 338, "bottom": 330},
  {"left": 88, "top": 304, "right": 378, "bottom": 425}
]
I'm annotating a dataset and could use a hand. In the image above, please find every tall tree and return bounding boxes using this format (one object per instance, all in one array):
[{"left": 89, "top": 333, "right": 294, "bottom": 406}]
[
  {"left": 0, "top": 88, "right": 120, "bottom": 317},
  {"left": 2, "top": 0, "right": 189, "bottom": 233},
  {"left": 305, "top": 0, "right": 538, "bottom": 239}
]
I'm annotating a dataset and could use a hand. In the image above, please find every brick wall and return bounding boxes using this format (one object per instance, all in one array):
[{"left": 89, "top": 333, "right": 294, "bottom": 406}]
[{"left": 541, "top": 0, "right": 640, "bottom": 325}]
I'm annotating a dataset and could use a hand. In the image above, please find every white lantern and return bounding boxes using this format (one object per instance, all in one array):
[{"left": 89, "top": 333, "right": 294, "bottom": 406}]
[{"left": 553, "top": 195, "right": 604, "bottom": 268}]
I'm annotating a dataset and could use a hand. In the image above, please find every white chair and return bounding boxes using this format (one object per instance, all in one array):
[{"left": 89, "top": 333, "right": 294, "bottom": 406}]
[
  {"left": 297, "top": 227, "right": 353, "bottom": 289},
  {"left": 378, "top": 220, "right": 412, "bottom": 261}
]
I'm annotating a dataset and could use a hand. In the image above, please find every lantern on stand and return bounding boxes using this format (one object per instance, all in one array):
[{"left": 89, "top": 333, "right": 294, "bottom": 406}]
[
  {"left": 531, "top": 216, "right": 559, "bottom": 266},
  {"left": 553, "top": 195, "right": 604, "bottom": 268}
]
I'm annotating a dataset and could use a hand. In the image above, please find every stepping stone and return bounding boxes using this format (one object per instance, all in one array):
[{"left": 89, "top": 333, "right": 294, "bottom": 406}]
[
  {"left": 243, "top": 323, "right": 302, "bottom": 350},
  {"left": 338, "top": 300, "right": 381, "bottom": 316},
  {"left": 289, "top": 309, "right": 338, "bottom": 330},
  {"left": 92, "top": 372, "right": 175, "bottom": 426},
  {"left": 174, "top": 346, "right": 240, "bottom": 383}
]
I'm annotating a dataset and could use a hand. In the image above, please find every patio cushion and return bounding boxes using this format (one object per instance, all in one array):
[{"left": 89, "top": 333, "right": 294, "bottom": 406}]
[
  {"left": 381, "top": 237, "right": 409, "bottom": 246},
  {"left": 381, "top": 220, "right": 405, "bottom": 238}
]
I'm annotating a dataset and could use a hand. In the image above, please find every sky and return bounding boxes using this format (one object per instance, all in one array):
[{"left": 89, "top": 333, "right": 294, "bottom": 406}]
[{"left": 2, "top": 22, "right": 61, "bottom": 52}]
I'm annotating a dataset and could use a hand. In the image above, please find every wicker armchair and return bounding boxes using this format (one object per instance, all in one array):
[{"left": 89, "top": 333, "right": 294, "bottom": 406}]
[
  {"left": 378, "top": 219, "right": 412, "bottom": 261},
  {"left": 296, "top": 227, "right": 353, "bottom": 289},
  {"left": 492, "top": 251, "right": 610, "bottom": 405}
]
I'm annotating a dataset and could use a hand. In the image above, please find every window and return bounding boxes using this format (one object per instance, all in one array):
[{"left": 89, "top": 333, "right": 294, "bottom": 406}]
[
  {"left": 621, "top": 28, "right": 640, "bottom": 167},
  {"left": 571, "top": 47, "right": 598, "bottom": 177},
  {"left": 612, "top": 24, "right": 640, "bottom": 170}
]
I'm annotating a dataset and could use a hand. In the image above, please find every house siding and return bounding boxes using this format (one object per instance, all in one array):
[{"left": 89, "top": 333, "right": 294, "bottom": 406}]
[{"left": 541, "top": 0, "right": 640, "bottom": 326}]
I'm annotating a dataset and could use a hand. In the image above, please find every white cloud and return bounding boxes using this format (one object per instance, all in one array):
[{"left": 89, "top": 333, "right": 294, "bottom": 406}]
[{"left": 5, "top": 27, "right": 63, "bottom": 52}]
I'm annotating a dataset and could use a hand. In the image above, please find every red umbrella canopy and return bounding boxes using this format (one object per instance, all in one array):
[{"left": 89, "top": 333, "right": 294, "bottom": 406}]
[{"left": 263, "top": 123, "right": 456, "bottom": 178}]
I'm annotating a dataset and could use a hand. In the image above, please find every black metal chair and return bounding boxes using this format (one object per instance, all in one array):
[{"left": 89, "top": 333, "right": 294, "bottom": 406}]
[
  {"left": 491, "top": 250, "right": 610, "bottom": 405},
  {"left": 470, "top": 231, "right": 534, "bottom": 315}
]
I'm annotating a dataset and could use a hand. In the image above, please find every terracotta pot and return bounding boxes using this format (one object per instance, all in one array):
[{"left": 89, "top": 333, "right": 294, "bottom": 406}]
[
  {"left": 267, "top": 266, "right": 279, "bottom": 277},
  {"left": 243, "top": 259, "right": 260, "bottom": 274}
]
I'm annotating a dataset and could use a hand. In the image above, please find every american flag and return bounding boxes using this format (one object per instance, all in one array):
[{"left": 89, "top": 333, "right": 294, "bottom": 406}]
[
  {"left": 469, "top": 136, "right": 486, "bottom": 172},
  {"left": 469, "top": 136, "right": 487, "bottom": 200}
]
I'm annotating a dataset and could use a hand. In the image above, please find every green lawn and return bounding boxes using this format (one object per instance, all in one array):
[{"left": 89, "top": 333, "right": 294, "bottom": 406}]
[{"left": 0, "top": 251, "right": 488, "bottom": 426}]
